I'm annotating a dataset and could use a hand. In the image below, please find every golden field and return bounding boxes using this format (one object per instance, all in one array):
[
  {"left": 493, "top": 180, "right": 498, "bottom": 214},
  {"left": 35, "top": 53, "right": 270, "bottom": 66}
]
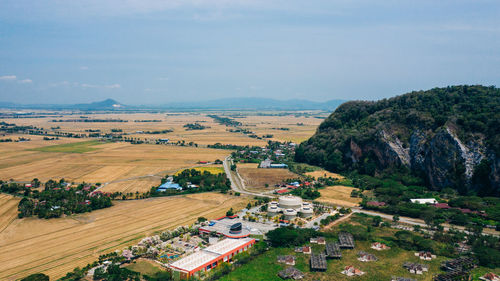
[
  {"left": 0, "top": 111, "right": 325, "bottom": 145},
  {"left": 0, "top": 192, "right": 249, "bottom": 280},
  {"left": 238, "top": 163, "right": 297, "bottom": 191},
  {"left": 0, "top": 193, "right": 20, "bottom": 233},
  {"left": 305, "top": 170, "right": 344, "bottom": 180},
  {"left": 0, "top": 138, "right": 230, "bottom": 193},
  {"left": 316, "top": 185, "right": 362, "bottom": 207}
]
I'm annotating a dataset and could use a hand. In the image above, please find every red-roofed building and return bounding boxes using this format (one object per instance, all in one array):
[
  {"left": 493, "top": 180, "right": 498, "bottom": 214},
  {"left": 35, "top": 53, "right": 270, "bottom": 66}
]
[
  {"left": 433, "top": 203, "right": 451, "bottom": 209},
  {"left": 460, "top": 208, "right": 472, "bottom": 214},
  {"left": 367, "top": 201, "right": 386, "bottom": 207},
  {"left": 276, "top": 189, "right": 290, "bottom": 194}
]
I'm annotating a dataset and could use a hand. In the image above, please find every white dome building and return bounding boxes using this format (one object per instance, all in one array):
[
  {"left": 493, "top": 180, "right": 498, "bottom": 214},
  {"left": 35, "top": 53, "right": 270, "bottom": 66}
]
[
  {"left": 283, "top": 209, "right": 298, "bottom": 220},
  {"left": 267, "top": 205, "right": 280, "bottom": 217},
  {"left": 300, "top": 206, "right": 314, "bottom": 218},
  {"left": 278, "top": 195, "right": 303, "bottom": 211},
  {"left": 266, "top": 195, "right": 314, "bottom": 220}
]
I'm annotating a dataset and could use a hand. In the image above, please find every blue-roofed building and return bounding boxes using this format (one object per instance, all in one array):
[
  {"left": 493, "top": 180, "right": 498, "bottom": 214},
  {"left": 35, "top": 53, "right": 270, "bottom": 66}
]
[{"left": 157, "top": 181, "right": 182, "bottom": 192}]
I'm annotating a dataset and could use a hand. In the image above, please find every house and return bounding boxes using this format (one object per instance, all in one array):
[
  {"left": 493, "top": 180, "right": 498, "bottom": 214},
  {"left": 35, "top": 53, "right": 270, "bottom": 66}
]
[
  {"left": 270, "top": 163, "right": 288, "bottom": 168},
  {"left": 367, "top": 201, "right": 386, "bottom": 207},
  {"left": 25, "top": 183, "right": 32, "bottom": 188},
  {"left": 415, "top": 251, "right": 436, "bottom": 260},
  {"left": 278, "top": 267, "right": 304, "bottom": 280},
  {"left": 302, "top": 246, "right": 311, "bottom": 254},
  {"left": 403, "top": 262, "right": 429, "bottom": 274},
  {"left": 341, "top": 266, "right": 365, "bottom": 276},
  {"left": 358, "top": 251, "right": 377, "bottom": 262},
  {"left": 310, "top": 253, "right": 327, "bottom": 271},
  {"left": 122, "top": 249, "right": 135, "bottom": 261},
  {"left": 157, "top": 181, "right": 182, "bottom": 192},
  {"left": 310, "top": 237, "right": 326, "bottom": 245},
  {"left": 371, "top": 242, "right": 390, "bottom": 251},
  {"left": 410, "top": 198, "right": 437, "bottom": 204},
  {"left": 277, "top": 255, "right": 296, "bottom": 266},
  {"left": 276, "top": 189, "right": 290, "bottom": 194},
  {"left": 432, "top": 203, "right": 451, "bottom": 209},
  {"left": 480, "top": 273, "right": 500, "bottom": 281},
  {"left": 259, "top": 159, "right": 272, "bottom": 168}
]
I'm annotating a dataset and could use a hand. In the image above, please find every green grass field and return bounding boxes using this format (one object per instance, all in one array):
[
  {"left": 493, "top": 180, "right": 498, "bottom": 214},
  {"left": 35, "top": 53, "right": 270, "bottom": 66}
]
[
  {"left": 220, "top": 240, "right": 447, "bottom": 281},
  {"left": 124, "top": 259, "right": 165, "bottom": 276},
  {"left": 31, "top": 140, "right": 103, "bottom": 153},
  {"left": 221, "top": 215, "right": 498, "bottom": 280}
]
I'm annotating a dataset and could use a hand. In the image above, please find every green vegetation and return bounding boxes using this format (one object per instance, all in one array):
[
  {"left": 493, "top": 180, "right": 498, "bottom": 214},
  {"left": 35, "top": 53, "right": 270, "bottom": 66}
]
[
  {"left": 296, "top": 85, "right": 500, "bottom": 196},
  {"left": 124, "top": 260, "right": 164, "bottom": 276},
  {"left": 208, "top": 115, "right": 242, "bottom": 127},
  {"left": 183, "top": 123, "right": 209, "bottom": 130},
  {"left": 1, "top": 179, "right": 113, "bottom": 219},
  {"left": 20, "top": 273, "right": 49, "bottom": 281},
  {"left": 32, "top": 140, "right": 103, "bottom": 153},
  {"left": 151, "top": 169, "right": 231, "bottom": 197}
]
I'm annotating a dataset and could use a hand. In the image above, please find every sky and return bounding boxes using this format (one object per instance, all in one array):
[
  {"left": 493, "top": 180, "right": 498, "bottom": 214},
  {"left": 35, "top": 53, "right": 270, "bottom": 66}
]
[{"left": 0, "top": 0, "right": 499, "bottom": 105}]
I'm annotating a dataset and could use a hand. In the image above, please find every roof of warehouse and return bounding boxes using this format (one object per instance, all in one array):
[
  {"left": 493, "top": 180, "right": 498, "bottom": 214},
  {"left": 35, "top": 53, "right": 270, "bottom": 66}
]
[{"left": 170, "top": 238, "right": 254, "bottom": 272}]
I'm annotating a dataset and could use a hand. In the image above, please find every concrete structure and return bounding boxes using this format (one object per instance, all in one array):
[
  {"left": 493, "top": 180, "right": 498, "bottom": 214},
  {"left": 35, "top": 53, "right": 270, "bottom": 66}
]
[
  {"left": 284, "top": 209, "right": 298, "bottom": 220},
  {"left": 169, "top": 238, "right": 255, "bottom": 280},
  {"left": 267, "top": 195, "right": 314, "bottom": 219},
  {"left": 199, "top": 216, "right": 251, "bottom": 238},
  {"left": 279, "top": 195, "right": 303, "bottom": 210},
  {"left": 300, "top": 206, "right": 314, "bottom": 218}
]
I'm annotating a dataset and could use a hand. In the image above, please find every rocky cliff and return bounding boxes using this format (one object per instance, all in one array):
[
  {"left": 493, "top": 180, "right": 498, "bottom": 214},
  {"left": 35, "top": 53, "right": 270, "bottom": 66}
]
[{"left": 295, "top": 85, "right": 500, "bottom": 195}]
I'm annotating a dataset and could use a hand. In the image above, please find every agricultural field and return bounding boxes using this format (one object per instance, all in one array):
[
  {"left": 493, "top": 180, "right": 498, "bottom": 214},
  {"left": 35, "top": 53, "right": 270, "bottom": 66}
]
[
  {"left": 316, "top": 185, "right": 362, "bottom": 207},
  {"left": 0, "top": 139, "right": 230, "bottom": 193},
  {"left": 238, "top": 163, "right": 298, "bottom": 192},
  {"left": 174, "top": 165, "right": 225, "bottom": 175},
  {"left": 305, "top": 170, "right": 344, "bottom": 180},
  {"left": 0, "top": 194, "right": 20, "bottom": 233},
  {"left": 0, "top": 192, "right": 249, "bottom": 280},
  {"left": 1, "top": 111, "right": 326, "bottom": 146}
]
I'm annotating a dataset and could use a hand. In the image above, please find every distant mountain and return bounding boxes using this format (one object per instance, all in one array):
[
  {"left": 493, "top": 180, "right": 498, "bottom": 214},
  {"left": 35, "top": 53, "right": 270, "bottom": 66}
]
[
  {"left": 0, "top": 97, "right": 345, "bottom": 111},
  {"left": 161, "top": 97, "right": 345, "bottom": 110},
  {"left": 70, "top": 99, "right": 124, "bottom": 110}
]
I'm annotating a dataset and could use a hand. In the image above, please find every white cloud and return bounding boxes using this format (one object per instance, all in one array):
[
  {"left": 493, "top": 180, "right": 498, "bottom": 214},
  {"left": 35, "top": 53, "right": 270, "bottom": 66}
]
[
  {"left": 18, "top": 79, "right": 33, "bottom": 84},
  {"left": 0, "top": 75, "right": 17, "bottom": 80},
  {"left": 81, "top": 83, "right": 121, "bottom": 89},
  {"left": 105, "top": 84, "right": 121, "bottom": 89}
]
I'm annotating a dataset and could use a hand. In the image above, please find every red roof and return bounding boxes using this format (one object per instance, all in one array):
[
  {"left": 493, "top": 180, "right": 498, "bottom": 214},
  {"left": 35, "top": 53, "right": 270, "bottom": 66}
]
[
  {"left": 367, "top": 201, "right": 386, "bottom": 207},
  {"left": 433, "top": 203, "right": 451, "bottom": 209},
  {"left": 276, "top": 189, "right": 290, "bottom": 194}
]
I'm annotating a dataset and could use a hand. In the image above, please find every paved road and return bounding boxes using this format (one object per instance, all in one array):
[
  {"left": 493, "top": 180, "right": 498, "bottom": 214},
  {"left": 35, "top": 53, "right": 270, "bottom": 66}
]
[{"left": 352, "top": 207, "right": 500, "bottom": 237}]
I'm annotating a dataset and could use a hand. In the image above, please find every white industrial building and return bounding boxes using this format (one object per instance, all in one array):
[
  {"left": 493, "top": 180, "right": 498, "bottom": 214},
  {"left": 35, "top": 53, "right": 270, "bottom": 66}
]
[{"left": 267, "top": 195, "right": 314, "bottom": 219}]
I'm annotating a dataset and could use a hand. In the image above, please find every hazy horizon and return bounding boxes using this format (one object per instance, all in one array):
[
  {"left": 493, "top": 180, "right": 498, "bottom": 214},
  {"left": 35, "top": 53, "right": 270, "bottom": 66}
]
[{"left": 1, "top": 0, "right": 499, "bottom": 105}]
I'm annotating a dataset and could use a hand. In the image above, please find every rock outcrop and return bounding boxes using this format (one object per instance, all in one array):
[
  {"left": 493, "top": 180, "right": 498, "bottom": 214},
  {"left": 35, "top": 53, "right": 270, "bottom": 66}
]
[{"left": 296, "top": 85, "right": 500, "bottom": 195}]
